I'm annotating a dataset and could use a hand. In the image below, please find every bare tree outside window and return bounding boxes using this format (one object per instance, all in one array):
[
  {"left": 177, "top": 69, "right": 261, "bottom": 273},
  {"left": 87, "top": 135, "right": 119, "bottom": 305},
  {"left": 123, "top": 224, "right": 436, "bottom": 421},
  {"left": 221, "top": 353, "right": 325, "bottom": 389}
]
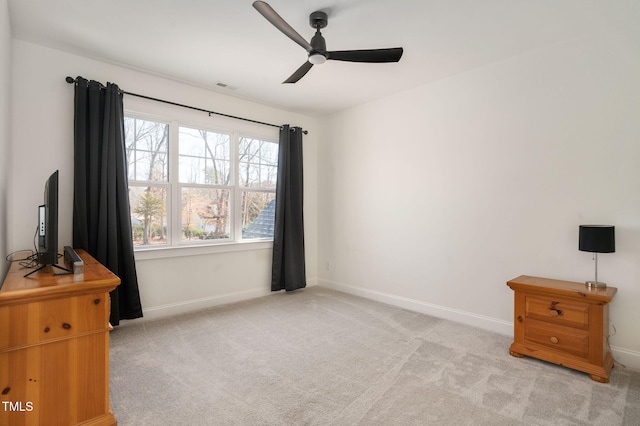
[
  {"left": 179, "top": 127, "right": 231, "bottom": 241},
  {"left": 125, "top": 114, "right": 278, "bottom": 248},
  {"left": 125, "top": 117, "right": 169, "bottom": 246},
  {"left": 239, "top": 137, "right": 278, "bottom": 239}
]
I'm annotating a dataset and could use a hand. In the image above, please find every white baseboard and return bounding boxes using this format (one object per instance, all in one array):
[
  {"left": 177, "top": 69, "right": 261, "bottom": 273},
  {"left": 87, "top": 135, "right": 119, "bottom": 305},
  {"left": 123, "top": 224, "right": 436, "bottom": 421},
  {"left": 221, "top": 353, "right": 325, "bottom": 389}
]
[
  {"left": 318, "top": 279, "right": 640, "bottom": 371},
  {"left": 610, "top": 345, "right": 640, "bottom": 371},
  {"left": 122, "top": 287, "right": 273, "bottom": 324},
  {"left": 318, "top": 279, "right": 512, "bottom": 336},
  {"left": 122, "top": 278, "right": 320, "bottom": 325}
]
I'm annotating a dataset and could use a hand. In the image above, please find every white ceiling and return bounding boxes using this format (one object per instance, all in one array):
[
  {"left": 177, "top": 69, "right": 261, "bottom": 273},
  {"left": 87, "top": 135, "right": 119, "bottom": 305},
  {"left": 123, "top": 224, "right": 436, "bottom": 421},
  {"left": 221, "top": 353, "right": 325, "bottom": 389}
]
[{"left": 7, "top": 0, "right": 635, "bottom": 116}]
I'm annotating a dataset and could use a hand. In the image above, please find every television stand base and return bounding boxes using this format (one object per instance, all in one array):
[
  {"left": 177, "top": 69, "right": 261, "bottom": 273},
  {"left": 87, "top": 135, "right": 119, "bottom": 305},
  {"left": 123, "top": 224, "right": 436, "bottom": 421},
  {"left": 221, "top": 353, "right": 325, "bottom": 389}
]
[{"left": 24, "top": 263, "right": 72, "bottom": 278}]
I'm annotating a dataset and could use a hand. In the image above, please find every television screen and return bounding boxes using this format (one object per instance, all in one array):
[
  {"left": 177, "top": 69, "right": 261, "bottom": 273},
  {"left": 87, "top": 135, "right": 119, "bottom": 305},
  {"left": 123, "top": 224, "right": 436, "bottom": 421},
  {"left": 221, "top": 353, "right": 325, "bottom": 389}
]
[
  {"left": 38, "top": 170, "right": 59, "bottom": 266},
  {"left": 24, "top": 170, "right": 71, "bottom": 277}
]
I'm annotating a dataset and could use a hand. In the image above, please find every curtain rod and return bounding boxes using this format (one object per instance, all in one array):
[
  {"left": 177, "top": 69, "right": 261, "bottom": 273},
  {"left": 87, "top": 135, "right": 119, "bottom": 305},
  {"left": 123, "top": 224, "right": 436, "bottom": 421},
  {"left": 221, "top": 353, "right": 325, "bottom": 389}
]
[{"left": 65, "top": 76, "right": 307, "bottom": 135}]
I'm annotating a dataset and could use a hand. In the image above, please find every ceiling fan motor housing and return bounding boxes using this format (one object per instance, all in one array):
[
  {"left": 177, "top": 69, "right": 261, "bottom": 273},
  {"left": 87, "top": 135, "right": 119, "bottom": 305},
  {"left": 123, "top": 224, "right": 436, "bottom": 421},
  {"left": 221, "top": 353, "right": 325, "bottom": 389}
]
[
  {"left": 309, "top": 11, "right": 328, "bottom": 29},
  {"left": 310, "top": 32, "right": 326, "bottom": 53},
  {"left": 309, "top": 11, "right": 328, "bottom": 63}
]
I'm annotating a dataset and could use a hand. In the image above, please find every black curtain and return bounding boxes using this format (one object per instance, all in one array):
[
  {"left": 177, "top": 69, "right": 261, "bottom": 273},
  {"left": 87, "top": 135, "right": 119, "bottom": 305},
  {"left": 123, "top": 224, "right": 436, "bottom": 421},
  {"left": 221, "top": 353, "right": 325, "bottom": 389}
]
[
  {"left": 72, "top": 77, "right": 143, "bottom": 325},
  {"left": 271, "top": 125, "right": 306, "bottom": 291}
]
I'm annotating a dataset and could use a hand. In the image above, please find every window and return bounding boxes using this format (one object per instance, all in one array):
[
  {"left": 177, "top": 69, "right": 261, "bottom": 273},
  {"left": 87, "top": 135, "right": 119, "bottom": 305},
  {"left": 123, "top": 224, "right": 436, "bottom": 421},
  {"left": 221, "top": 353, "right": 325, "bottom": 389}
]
[
  {"left": 125, "top": 117, "right": 169, "bottom": 247},
  {"left": 125, "top": 115, "right": 278, "bottom": 249},
  {"left": 238, "top": 137, "right": 278, "bottom": 239}
]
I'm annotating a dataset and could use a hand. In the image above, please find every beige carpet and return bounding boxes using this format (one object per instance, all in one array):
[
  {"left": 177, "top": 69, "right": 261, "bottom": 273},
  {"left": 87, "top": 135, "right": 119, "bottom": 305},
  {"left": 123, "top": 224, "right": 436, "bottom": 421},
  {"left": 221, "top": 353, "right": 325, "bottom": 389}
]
[{"left": 109, "top": 286, "right": 640, "bottom": 425}]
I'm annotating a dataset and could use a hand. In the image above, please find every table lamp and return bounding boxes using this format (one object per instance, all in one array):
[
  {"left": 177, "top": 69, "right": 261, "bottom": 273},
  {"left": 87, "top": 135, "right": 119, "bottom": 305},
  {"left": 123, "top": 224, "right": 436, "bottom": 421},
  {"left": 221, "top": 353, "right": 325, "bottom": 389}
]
[{"left": 579, "top": 225, "right": 615, "bottom": 288}]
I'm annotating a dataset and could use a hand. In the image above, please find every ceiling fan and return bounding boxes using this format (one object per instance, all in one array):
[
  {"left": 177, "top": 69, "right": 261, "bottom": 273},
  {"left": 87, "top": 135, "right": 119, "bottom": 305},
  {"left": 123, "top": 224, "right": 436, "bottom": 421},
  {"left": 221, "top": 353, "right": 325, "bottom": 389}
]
[{"left": 252, "top": 1, "right": 404, "bottom": 83}]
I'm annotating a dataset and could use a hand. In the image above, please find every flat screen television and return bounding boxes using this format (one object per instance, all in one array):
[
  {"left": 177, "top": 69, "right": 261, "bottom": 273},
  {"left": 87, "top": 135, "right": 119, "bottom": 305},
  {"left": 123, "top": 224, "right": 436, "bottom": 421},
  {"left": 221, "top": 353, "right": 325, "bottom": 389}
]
[
  {"left": 38, "top": 170, "right": 59, "bottom": 265},
  {"left": 25, "top": 170, "right": 70, "bottom": 277}
]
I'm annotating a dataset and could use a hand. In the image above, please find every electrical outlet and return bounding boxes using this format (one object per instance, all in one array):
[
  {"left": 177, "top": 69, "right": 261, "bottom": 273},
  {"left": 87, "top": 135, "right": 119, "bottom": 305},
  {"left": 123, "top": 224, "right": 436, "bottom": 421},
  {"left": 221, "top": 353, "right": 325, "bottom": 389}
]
[{"left": 609, "top": 322, "right": 617, "bottom": 336}]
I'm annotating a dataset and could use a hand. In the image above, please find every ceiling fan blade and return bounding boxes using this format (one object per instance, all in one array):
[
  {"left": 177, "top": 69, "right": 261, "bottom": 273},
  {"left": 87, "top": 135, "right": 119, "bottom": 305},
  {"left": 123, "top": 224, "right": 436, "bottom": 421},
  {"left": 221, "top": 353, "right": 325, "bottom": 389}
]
[
  {"left": 283, "top": 61, "right": 314, "bottom": 84},
  {"left": 327, "top": 48, "right": 404, "bottom": 63},
  {"left": 253, "top": 1, "right": 313, "bottom": 52}
]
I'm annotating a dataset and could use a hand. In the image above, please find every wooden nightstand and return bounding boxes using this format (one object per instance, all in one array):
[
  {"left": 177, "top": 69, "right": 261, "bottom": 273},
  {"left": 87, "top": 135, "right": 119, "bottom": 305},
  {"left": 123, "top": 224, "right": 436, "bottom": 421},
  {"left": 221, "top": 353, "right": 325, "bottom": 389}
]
[{"left": 507, "top": 275, "right": 617, "bottom": 383}]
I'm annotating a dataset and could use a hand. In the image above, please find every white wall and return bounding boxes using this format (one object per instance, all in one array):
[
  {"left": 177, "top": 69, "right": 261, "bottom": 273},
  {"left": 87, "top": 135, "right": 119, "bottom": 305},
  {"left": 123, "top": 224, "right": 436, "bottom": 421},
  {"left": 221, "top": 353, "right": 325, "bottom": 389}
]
[
  {"left": 7, "top": 3, "right": 639, "bottom": 372},
  {"left": 318, "top": 16, "right": 640, "bottom": 368},
  {"left": 8, "top": 40, "right": 318, "bottom": 317},
  {"left": 0, "top": 0, "right": 10, "bottom": 280}
]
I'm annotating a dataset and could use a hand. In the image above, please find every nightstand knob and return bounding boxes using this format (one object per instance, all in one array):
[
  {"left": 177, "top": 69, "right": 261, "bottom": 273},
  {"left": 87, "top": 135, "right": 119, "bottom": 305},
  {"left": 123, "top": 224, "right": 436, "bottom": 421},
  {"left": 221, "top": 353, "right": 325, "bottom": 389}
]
[
  {"left": 549, "top": 302, "right": 563, "bottom": 316},
  {"left": 550, "top": 336, "right": 559, "bottom": 344}
]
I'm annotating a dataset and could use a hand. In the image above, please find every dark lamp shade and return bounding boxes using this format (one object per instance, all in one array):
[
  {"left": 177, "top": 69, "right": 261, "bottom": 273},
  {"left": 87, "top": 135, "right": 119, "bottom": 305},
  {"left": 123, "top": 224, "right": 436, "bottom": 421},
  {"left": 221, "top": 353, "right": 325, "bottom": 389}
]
[{"left": 579, "top": 225, "right": 615, "bottom": 253}]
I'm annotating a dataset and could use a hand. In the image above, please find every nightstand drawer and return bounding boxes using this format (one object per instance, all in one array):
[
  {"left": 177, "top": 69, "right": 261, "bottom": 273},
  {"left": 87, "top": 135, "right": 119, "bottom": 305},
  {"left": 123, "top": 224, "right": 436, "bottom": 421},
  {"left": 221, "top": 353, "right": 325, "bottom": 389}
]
[
  {"left": 525, "top": 296, "right": 589, "bottom": 329},
  {"left": 525, "top": 320, "right": 589, "bottom": 359}
]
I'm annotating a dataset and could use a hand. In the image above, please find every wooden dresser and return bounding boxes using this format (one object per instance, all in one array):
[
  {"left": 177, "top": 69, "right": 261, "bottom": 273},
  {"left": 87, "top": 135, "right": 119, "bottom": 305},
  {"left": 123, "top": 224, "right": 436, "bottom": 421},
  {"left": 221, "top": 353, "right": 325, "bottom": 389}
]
[
  {"left": 0, "top": 250, "right": 120, "bottom": 425},
  {"left": 507, "top": 275, "right": 616, "bottom": 383}
]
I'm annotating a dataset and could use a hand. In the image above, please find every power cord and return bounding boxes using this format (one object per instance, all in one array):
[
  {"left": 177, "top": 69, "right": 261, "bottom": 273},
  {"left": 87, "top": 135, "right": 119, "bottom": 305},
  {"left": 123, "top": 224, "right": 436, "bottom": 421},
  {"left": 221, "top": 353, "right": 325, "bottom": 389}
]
[
  {"left": 5, "top": 225, "right": 65, "bottom": 271},
  {"left": 6, "top": 226, "right": 41, "bottom": 270},
  {"left": 5, "top": 249, "right": 38, "bottom": 269},
  {"left": 606, "top": 324, "right": 628, "bottom": 369}
]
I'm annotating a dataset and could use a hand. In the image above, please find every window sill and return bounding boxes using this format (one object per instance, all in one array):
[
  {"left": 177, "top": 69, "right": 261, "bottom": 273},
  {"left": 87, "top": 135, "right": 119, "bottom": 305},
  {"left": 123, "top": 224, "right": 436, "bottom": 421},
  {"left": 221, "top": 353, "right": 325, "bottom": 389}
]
[{"left": 133, "top": 240, "right": 273, "bottom": 261}]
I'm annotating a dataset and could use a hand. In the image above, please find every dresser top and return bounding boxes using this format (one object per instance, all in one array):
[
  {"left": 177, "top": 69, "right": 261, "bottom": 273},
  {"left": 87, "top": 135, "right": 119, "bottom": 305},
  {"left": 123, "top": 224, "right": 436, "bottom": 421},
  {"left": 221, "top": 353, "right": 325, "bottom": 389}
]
[
  {"left": 1, "top": 249, "right": 120, "bottom": 305},
  {"left": 507, "top": 275, "right": 617, "bottom": 303}
]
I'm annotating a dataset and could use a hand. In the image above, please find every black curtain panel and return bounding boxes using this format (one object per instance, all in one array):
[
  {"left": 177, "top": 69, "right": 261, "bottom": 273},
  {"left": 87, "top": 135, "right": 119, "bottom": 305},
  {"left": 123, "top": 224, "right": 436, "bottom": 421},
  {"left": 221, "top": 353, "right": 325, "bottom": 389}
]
[
  {"left": 271, "top": 125, "right": 306, "bottom": 292},
  {"left": 72, "top": 77, "right": 143, "bottom": 325}
]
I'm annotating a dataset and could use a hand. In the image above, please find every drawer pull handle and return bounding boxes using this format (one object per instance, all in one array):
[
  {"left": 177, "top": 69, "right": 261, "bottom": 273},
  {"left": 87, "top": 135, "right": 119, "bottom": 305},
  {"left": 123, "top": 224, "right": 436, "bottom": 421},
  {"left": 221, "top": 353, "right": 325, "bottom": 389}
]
[
  {"left": 94, "top": 298, "right": 101, "bottom": 305},
  {"left": 550, "top": 336, "right": 559, "bottom": 344},
  {"left": 62, "top": 323, "right": 72, "bottom": 330},
  {"left": 44, "top": 327, "right": 50, "bottom": 333},
  {"left": 549, "top": 301, "right": 563, "bottom": 316}
]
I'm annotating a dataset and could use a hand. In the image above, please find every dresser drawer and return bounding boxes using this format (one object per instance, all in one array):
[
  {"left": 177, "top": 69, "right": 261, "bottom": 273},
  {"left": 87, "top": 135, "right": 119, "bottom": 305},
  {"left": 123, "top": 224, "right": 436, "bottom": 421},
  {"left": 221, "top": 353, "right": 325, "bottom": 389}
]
[
  {"left": 0, "top": 293, "right": 108, "bottom": 351},
  {"left": 525, "top": 295, "right": 589, "bottom": 329},
  {"left": 524, "top": 320, "right": 589, "bottom": 359}
]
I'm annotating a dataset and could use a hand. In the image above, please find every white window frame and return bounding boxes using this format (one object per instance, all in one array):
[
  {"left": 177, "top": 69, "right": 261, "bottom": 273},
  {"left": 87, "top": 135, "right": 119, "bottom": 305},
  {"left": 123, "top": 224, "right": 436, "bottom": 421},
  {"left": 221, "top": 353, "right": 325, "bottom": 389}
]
[{"left": 124, "top": 110, "right": 279, "bottom": 260}]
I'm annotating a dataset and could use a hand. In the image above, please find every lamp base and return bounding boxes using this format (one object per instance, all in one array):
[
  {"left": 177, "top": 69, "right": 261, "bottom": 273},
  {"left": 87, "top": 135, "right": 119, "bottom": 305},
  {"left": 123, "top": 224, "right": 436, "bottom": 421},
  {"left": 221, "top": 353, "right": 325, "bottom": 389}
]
[{"left": 586, "top": 280, "right": 607, "bottom": 288}]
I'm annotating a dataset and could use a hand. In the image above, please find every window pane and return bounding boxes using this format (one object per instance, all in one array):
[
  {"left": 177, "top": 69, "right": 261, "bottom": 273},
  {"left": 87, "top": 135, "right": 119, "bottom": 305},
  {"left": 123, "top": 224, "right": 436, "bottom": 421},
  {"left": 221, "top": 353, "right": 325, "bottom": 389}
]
[
  {"left": 179, "top": 127, "right": 230, "bottom": 185},
  {"left": 179, "top": 127, "right": 205, "bottom": 157},
  {"left": 124, "top": 117, "right": 168, "bottom": 182},
  {"left": 181, "top": 187, "right": 230, "bottom": 241},
  {"left": 239, "top": 137, "right": 278, "bottom": 189},
  {"left": 129, "top": 186, "right": 168, "bottom": 246},
  {"left": 179, "top": 155, "right": 205, "bottom": 184},
  {"left": 241, "top": 191, "right": 276, "bottom": 239}
]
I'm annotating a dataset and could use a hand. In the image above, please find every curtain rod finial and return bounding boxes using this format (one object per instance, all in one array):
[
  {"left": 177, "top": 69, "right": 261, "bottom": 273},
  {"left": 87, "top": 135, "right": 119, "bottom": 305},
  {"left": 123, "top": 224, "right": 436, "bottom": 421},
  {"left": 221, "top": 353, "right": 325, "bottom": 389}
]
[{"left": 65, "top": 76, "right": 75, "bottom": 84}]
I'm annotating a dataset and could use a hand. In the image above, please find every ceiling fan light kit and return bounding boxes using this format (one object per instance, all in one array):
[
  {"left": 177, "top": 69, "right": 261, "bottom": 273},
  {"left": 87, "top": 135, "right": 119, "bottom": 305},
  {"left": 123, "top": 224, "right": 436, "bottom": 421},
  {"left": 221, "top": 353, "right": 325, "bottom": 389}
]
[
  {"left": 252, "top": 1, "right": 404, "bottom": 83},
  {"left": 308, "top": 53, "right": 326, "bottom": 65}
]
